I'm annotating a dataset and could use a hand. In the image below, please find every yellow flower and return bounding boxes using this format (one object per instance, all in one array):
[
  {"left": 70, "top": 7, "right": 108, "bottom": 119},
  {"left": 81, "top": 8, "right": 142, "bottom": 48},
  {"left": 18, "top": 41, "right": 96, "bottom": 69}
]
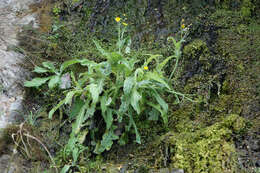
[
  {"left": 181, "top": 18, "right": 185, "bottom": 23},
  {"left": 143, "top": 66, "right": 148, "bottom": 70},
  {"left": 115, "top": 17, "right": 121, "bottom": 22},
  {"left": 122, "top": 22, "right": 128, "bottom": 26},
  {"left": 181, "top": 24, "right": 185, "bottom": 29}
]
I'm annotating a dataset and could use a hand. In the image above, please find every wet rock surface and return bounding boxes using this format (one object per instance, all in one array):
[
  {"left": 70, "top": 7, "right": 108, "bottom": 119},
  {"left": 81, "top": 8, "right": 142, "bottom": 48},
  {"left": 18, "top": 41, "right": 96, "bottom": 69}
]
[{"left": 0, "top": 0, "right": 40, "bottom": 129}]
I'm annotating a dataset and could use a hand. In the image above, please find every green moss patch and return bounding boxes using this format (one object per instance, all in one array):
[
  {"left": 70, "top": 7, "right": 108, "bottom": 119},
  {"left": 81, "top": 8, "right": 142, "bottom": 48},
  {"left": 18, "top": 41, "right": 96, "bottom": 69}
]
[{"left": 159, "top": 114, "right": 245, "bottom": 173}]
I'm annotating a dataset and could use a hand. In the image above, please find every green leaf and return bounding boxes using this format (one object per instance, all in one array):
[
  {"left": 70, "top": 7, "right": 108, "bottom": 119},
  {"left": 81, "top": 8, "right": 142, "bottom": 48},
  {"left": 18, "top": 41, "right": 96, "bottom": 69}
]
[
  {"left": 157, "top": 55, "right": 176, "bottom": 72},
  {"left": 60, "top": 59, "right": 80, "bottom": 72},
  {"left": 143, "top": 54, "right": 162, "bottom": 66},
  {"left": 89, "top": 79, "right": 104, "bottom": 104},
  {"left": 86, "top": 102, "right": 95, "bottom": 118},
  {"left": 77, "top": 59, "right": 96, "bottom": 67},
  {"left": 151, "top": 90, "right": 168, "bottom": 113},
  {"left": 89, "top": 84, "right": 99, "bottom": 104},
  {"left": 65, "top": 90, "right": 82, "bottom": 105},
  {"left": 118, "top": 133, "right": 128, "bottom": 146},
  {"left": 78, "top": 129, "right": 89, "bottom": 144},
  {"left": 167, "top": 36, "right": 177, "bottom": 46},
  {"left": 145, "top": 71, "right": 171, "bottom": 90},
  {"left": 93, "top": 40, "right": 110, "bottom": 59},
  {"left": 72, "top": 104, "right": 87, "bottom": 134},
  {"left": 130, "top": 88, "right": 142, "bottom": 114},
  {"left": 101, "top": 95, "right": 112, "bottom": 115},
  {"left": 118, "top": 95, "right": 130, "bottom": 122},
  {"left": 148, "top": 108, "right": 159, "bottom": 121},
  {"left": 109, "top": 52, "right": 123, "bottom": 65},
  {"left": 129, "top": 115, "right": 141, "bottom": 144},
  {"left": 48, "top": 75, "right": 60, "bottom": 89},
  {"left": 70, "top": 71, "right": 81, "bottom": 89},
  {"left": 24, "top": 77, "right": 50, "bottom": 87},
  {"left": 33, "top": 66, "right": 49, "bottom": 73},
  {"left": 106, "top": 97, "right": 112, "bottom": 106},
  {"left": 123, "top": 77, "right": 134, "bottom": 94},
  {"left": 72, "top": 147, "right": 79, "bottom": 164},
  {"left": 42, "top": 61, "right": 56, "bottom": 72},
  {"left": 101, "top": 95, "right": 108, "bottom": 115},
  {"left": 125, "top": 38, "right": 132, "bottom": 54},
  {"left": 147, "top": 102, "right": 168, "bottom": 125},
  {"left": 67, "top": 135, "right": 77, "bottom": 151},
  {"left": 103, "top": 108, "right": 113, "bottom": 130},
  {"left": 49, "top": 99, "right": 66, "bottom": 119},
  {"left": 94, "top": 130, "right": 119, "bottom": 154},
  {"left": 99, "top": 62, "right": 111, "bottom": 76},
  {"left": 69, "top": 98, "right": 85, "bottom": 119},
  {"left": 61, "top": 165, "right": 71, "bottom": 173}
]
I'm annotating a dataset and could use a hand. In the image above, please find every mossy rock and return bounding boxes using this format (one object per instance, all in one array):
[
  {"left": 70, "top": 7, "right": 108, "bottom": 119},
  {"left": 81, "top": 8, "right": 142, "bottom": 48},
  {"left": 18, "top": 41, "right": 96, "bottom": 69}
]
[
  {"left": 159, "top": 114, "right": 245, "bottom": 173},
  {"left": 183, "top": 39, "right": 209, "bottom": 60}
]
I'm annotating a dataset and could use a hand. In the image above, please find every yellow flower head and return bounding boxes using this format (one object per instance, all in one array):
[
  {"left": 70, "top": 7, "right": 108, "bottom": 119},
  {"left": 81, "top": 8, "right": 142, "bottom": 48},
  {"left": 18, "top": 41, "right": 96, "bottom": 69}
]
[
  {"left": 143, "top": 66, "right": 148, "bottom": 70},
  {"left": 181, "top": 18, "right": 185, "bottom": 23},
  {"left": 115, "top": 17, "right": 121, "bottom": 22},
  {"left": 181, "top": 24, "right": 185, "bottom": 29},
  {"left": 122, "top": 22, "right": 128, "bottom": 26}
]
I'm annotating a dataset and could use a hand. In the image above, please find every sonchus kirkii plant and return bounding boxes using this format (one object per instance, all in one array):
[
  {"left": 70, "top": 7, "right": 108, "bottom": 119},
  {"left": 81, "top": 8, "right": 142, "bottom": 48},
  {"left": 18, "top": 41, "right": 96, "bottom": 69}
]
[{"left": 25, "top": 16, "right": 192, "bottom": 172}]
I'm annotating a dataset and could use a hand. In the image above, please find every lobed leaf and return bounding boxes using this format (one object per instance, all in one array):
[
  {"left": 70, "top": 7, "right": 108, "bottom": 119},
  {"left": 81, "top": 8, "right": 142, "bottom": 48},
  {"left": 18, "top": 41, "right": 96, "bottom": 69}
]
[
  {"left": 48, "top": 75, "right": 60, "bottom": 89},
  {"left": 72, "top": 103, "right": 87, "bottom": 134},
  {"left": 24, "top": 77, "right": 50, "bottom": 87},
  {"left": 93, "top": 40, "right": 110, "bottom": 59},
  {"left": 151, "top": 90, "right": 168, "bottom": 113},
  {"left": 60, "top": 165, "right": 71, "bottom": 173},
  {"left": 128, "top": 114, "right": 141, "bottom": 144},
  {"left": 42, "top": 61, "right": 57, "bottom": 73},
  {"left": 145, "top": 71, "right": 171, "bottom": 90},
  {"left": 60, "top": 59, "right": 81, "bottom": 72},
  {"left": 143, "top": 54, "right": 162, "bottom": 66},
  {"left": 33, "top": 66, "right": 49, "bottom": 73},
  {"left": 69, "top": 98, "right": 85, "bottom": 119},
  {"left": 103, "top": 108, "right": 113, "bottom": 130},
  {"left": 123, "top": 76, "right": 134, "bottom": 94},
  {"left": 147, "top": 102, "right": 168, "bottom": 125},
  {"left": 130, "top": 88, "right": 142, "bottom": 114},
  {"left": 49, "top": 99, "right": 66, "bottom": 119}
]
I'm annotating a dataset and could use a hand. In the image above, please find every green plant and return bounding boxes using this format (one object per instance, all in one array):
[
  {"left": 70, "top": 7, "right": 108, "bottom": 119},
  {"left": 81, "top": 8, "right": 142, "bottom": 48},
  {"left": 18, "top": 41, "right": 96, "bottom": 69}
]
[
  {"left": 24, "top": 60, "right": 78, "bottom": 89},
  {"left": 25, "top": 17, "right": 192, "bottom": 172},
  {"left": 24, "top": 108, "right": 46, "bottom": 126},
  {"left": 26, "top": 111, "right": 39, "bottom": 126},
  {"left": 53, "top": 5, "right": 61, "bottom": 16}
]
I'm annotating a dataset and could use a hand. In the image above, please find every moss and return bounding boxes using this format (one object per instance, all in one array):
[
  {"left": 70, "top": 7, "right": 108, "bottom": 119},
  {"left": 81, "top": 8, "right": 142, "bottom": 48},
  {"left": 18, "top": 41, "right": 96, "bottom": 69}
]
[
  {"left": 183, "top": 39, "right": 209, "bottom": 60},
  {"left": 241, "top": 0, "right": 255, "bottom": 19},
  {"left": 214, "top": 0, "right": 256, "bottom": 19},
  {"left": 222, "top": 114, "right": 246, "bottom": 133},
  {"left": 160, "top": 114, "right": 246, "bottom": 173}
]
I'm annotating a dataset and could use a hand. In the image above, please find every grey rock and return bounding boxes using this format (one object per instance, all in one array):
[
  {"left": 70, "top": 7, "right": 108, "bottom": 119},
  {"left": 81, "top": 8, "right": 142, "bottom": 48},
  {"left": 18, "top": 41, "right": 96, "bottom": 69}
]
[{"left": 0, "top": 0, "right": 39, "bottom": 129}]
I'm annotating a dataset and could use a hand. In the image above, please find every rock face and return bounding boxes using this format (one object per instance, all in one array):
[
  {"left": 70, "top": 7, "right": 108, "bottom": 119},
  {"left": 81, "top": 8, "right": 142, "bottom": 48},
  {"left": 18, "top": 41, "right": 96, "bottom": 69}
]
[{"left": 0, "top": 0, "right": 39, "bottom": 128}]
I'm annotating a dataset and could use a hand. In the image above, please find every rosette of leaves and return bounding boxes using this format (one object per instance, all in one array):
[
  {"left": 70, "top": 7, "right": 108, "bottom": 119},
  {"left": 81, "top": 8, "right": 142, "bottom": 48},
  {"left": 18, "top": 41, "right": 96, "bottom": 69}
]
[{"left": 25, "top": 22, "right": 192, "bottom": 172}]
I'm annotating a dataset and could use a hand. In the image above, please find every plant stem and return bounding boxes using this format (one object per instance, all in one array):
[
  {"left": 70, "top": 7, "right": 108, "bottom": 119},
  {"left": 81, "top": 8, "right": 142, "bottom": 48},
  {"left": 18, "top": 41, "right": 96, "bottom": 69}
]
[{"left": 169, "top": 56, "right": 179, "bottom": 80}]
